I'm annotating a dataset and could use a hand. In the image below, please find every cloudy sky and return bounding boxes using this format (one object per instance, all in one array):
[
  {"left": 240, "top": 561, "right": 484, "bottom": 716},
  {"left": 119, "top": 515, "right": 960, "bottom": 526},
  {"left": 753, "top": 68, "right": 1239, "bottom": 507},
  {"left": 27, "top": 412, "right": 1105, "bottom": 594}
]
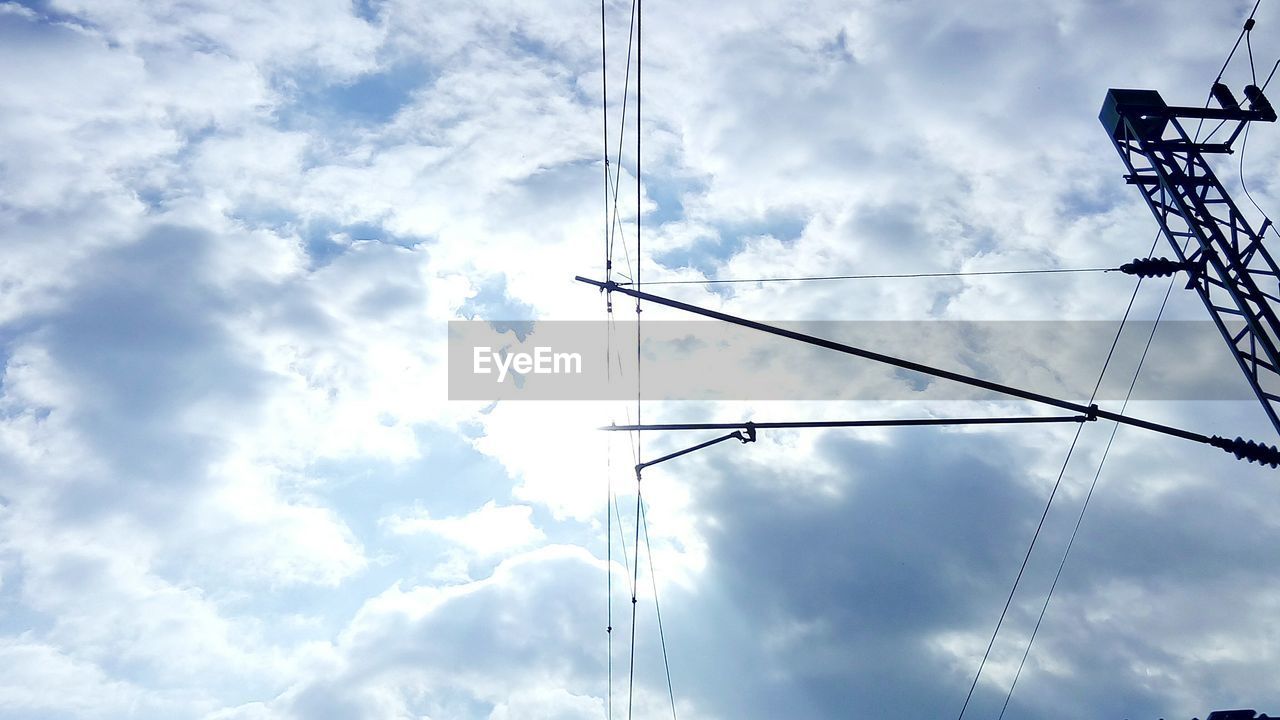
[{"left": 3, "top": 0, "right": 1280, "bottom": 718}]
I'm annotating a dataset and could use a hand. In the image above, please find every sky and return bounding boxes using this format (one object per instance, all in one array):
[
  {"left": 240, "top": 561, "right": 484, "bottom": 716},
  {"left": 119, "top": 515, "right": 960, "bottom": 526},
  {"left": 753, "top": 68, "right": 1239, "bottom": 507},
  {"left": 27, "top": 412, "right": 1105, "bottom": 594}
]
[{"left": 2, "top": 0, "right": 1280, "bottom": 719}]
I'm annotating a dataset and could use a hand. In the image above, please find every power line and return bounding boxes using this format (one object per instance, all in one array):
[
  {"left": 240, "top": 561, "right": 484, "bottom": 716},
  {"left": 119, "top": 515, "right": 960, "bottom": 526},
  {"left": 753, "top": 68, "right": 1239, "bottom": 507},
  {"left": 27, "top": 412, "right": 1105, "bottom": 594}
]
[
  {"left": 601, "top": 0, "right": 610, "bottom": 287},
  {"left": 601, "top": 4, "right": 614, "bottom": 718},
  {"left": 1239, "top": 117, "right": 1278, "bottom": 241},
  {"left": 957, "top": 229, "right": 1158, "bottom": 719},
  {"left": 1247, "top": 21, "right": 1258, "bottom": 86},
  {"left": 635, "top": 0, "right": 643, "bottom": 474},
  {"left": 954, "top": 422, "right": 1085, "bottom": 720},
  {"left": 578, "top": 276, "right": 1280, "bottom": 462},
  {"left": 622, "top": 267, "right": 1115, "bottom": 286},
  {"left": 605, "top": 416, "right": 1092, "bottom": 432},
  {"left": 626, "top": 468, "right": 642, "bottom": 720},
  {"left": 1212, "top": 0, "right": 1259, "bottom": 84},
  {"left": 592, "top": 4, "right": 1278, "bottom": 717},
  {"left": 997, "top": 240, "right": 1184, "bottom": 719},
  {"left": 1264, "top": 55, "right": 1280, "bottom": 90},
  {"left": 627, "top": 0, "right": 646, "bottom": 716},
  {"left": 999, "top": 13, "right": 1274, "bottom": 702},
  {"left": 605, "top": 0, "right": 639, "bottom": 276},
  {"left": 1194, "top": 0, "right": 1261, "bottom": 141},
  {"left": 599, "top": 1, "right": 647, "bottom": 716},
  {"left": 641, "top": 500, "right": 678, "bottom": 720}
]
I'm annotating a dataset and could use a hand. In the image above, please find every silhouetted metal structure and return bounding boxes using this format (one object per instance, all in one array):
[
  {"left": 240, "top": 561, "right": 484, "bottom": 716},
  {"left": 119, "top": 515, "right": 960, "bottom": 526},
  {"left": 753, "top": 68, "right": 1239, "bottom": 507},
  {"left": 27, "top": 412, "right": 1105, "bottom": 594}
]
[
  {"left": 1101, "top": 84, "right": 1280, "bottom": 434},
  {"left": 578, "top": 275, "right": 1280, "bottom": 467}
]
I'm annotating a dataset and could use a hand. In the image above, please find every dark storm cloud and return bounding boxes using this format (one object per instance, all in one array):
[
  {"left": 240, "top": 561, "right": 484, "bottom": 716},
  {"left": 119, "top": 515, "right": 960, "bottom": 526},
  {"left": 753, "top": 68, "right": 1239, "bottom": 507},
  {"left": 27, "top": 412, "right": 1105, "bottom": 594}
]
[
  {"left": 661, "top": 417, "right": 1280, "bottom": 720},
  {"left": 672, "top": 427, "right": 1047, "bottom": 717}
]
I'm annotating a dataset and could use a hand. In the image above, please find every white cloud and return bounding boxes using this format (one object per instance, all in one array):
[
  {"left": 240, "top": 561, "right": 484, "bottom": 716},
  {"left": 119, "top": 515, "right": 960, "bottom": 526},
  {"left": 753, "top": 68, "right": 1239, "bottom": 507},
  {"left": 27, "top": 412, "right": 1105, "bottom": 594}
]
[
  {"left": 266, "top": 546, "right": 620, "bottom": 719},
  {"left": 0, "top": 640, "right": 149, "bottom": 718},
  {"left": 384, "top": 500, "right": 545, "bottom": 557},
  {"left": 2, "top": 0, "right": 1279, "bottom": 718},
  {"left": 46, "top": 0, "right": 383, "bottom": 76}
]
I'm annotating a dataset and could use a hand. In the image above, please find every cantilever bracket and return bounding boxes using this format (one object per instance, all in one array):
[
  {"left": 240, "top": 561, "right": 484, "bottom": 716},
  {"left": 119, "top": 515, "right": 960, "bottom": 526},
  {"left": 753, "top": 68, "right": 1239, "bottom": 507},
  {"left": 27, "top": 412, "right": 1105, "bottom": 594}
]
[
  {"left": 1100, "top": 85, "right": 1276, "bottom": 155},
  {"left": 634, "top": 424, "right": 756, "bottom": 475},
  {"left": 581, "top": 276, "right": 1280, "bottom": 468}
]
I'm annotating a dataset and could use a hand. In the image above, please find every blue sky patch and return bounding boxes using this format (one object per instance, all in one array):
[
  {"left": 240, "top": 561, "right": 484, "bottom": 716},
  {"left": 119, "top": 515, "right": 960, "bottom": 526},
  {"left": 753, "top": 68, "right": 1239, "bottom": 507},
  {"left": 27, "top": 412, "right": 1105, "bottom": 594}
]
[
  {"left": 655, "top": 209, "right": 809, "bottom": 277},
  {"left": 278, "top": 60, "right": 435, "bottom": 130}
]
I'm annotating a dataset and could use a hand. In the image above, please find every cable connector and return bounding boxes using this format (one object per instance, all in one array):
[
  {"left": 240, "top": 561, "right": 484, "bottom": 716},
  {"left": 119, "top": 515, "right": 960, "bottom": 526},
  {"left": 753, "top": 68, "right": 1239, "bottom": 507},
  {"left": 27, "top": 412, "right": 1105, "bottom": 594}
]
[
  {"left": 1244, "top": 85, "right": 1277, "bottom": 122},
  {"left": 1212, "top": 82, "right": 1241, "bottom": 111},
  {"left": 1119, "top": 257, "right": 1184, "bottom": 278},
  {"left": 732, "top": 422, "right": 757, "bottom": 444},
  {"left": 1210, "top": 435, "right": 1280, "bottom": 468},
  {"left": 1119, "top": 256, "right": 1206, "bottom": 288}
]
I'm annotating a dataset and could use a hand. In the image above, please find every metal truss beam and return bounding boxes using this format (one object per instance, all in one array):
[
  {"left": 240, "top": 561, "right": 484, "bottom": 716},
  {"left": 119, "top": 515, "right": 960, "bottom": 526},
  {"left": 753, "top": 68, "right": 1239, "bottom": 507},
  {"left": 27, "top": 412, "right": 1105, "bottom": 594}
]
[{"left": 1102, "top": 87, "right": 1280, "bottom": 436}]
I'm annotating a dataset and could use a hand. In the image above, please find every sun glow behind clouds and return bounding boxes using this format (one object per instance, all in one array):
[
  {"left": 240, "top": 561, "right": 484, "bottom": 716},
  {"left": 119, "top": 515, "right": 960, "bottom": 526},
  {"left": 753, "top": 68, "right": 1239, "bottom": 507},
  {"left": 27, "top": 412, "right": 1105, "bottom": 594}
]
[{"left": 384, "top": 500, "right": 546, "bottom": 556}]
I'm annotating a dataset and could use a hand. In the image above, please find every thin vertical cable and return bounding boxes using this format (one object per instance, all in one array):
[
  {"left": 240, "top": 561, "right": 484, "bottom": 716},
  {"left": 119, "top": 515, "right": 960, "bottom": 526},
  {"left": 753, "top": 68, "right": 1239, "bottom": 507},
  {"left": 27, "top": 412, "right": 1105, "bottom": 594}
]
[
  {"left": 996, "top": 234, "right": 1191, "bottom": 717},
  {"left": 607, "top": 425, "right": 614, "bottom": 720},
  {"left": 635, "top": 0, "right": 642, "bottom": 470},
  {"left": 1194, "top": 0, "right": 1261, "bottom": 141},
  {"left": 602, "top": 0, "right": 613, "bottom": 291},
  {"left": 627, "top": 3, "right": 643, "bottom": 717},
  {"left": 957, "top": 231, "right": 1159, "bottom": 719},
  {"left": 626, "top": 470, "right": 643, "bottom": 720},
  {"left": 601, "top": 4, "right": 614, "bottom": 717},
  {"left": 1263, "top": 55, "right": 1280, "bottom": 90},
  {"left": 641, "top": 500, "right": 679, "bottom": 720},
  {"left": 996, "top": 273, "right": 1179, "bottom": 719},
  {"left": 606, "top": 321, "right": 614, "bottom": 720},
  {"left": 954, "top": 424, "right": 1084, "bottom": 720},
  {"left": 607, "top": 0, "right": 638, "bottom": 267},
  {"left": 1247, "top": 27, "right": 1257, "bottom": 86}
]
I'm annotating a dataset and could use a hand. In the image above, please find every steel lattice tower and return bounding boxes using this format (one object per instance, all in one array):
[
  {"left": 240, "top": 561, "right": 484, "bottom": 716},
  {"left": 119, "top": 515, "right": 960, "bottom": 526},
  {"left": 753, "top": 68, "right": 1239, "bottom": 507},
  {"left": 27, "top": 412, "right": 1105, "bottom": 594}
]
[{"left": 1101, "top": 85, "right": 1280, "bottom": 434}]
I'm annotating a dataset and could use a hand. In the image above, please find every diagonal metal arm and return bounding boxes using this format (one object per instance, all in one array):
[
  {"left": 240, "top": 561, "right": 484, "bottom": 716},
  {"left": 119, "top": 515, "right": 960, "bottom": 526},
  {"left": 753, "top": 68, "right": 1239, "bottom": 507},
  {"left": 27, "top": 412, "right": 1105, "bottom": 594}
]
[
  {"left": 605, "top": 415, "right": 1091, "bottom": 432},
  {"left": 635, "top": 425, "right": 756, "bottom": 473},
  {"left": 577, "top": 275, "right": 1280, "bottom": 467}
]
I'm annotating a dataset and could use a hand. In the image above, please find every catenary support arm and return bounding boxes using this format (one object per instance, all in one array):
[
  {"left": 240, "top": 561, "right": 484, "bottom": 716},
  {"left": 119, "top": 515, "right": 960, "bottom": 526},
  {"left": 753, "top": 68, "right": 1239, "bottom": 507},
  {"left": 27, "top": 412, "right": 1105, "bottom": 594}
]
[
  {"left": 605, "top": 415, "right": 1090, "bottom": 432},
  {"left": 577, "top": 275, "right": 1280, "bottom": 468}
]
